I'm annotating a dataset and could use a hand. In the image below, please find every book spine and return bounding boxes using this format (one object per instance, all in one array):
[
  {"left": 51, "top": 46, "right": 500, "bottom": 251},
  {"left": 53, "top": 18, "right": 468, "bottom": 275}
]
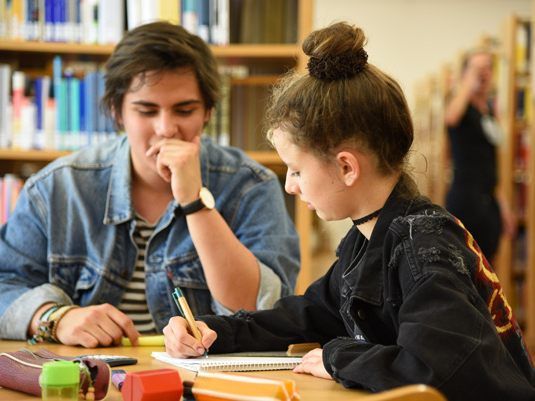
[
  {"left": 126, "top": 0, "right": 141, "bottom": 30},
  {"left": 69, "top": 76, "right": 80, "bottom": 149},
  {"left": 0, "top": 64, "right": 11, "bottom": 148},
  {"left": 34, "top": 77, "right": 44, "bottom": 148},
  {"left": 43, "top": 77, "right": 55, "bottom": 149},
  {"left": 20, "top": 96, "right": 35, "bottom": 149},
  {"left": 11, "top": 70, "right": 25, "bottom": 149},
  {"left": 181, "top": 0, "right": 197, "bottom": 35},
  {"left": 44, "top": 0, "right": 53, "bottom": 40}
]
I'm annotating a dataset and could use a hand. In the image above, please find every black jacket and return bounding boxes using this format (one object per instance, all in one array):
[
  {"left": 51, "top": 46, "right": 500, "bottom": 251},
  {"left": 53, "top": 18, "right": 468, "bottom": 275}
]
[{"left": 202, "top": 175, "right": 535, "bottom": 401}]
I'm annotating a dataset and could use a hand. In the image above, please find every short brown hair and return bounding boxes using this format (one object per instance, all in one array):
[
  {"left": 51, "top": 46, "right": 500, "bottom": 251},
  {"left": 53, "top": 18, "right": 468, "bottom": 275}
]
[
  {"left": 265, "top": 22, "right": 413, "bottom": 175},
  {"left": 461, "top": 48, "right": 494, "bottom": 73},
  {"left": 102, "top": 21, "right": 220, "bottom": 122}
]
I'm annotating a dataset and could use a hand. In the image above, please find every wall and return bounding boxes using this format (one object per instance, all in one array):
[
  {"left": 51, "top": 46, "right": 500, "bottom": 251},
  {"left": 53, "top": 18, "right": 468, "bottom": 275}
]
[
  {"left": 311, "top": 0, "right": 531, "bottom": 253},
  {"left": 314, "top": 0, "right": 531, "bottom": 108}
]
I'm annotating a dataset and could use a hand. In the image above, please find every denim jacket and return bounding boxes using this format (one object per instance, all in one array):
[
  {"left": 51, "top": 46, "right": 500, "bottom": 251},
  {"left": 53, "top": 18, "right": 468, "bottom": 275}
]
[
  {"left": 201, "top": 175, "right": 535, "bottom": 401},
  {"left": 0, "top": 135, "right": 300, "bottom": 339}
]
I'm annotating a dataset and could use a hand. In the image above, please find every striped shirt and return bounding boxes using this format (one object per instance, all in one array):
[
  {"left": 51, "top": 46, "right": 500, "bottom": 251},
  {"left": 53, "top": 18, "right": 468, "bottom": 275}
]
[{"left": 117, "top": 215, "right": 157, "bottom": 334}]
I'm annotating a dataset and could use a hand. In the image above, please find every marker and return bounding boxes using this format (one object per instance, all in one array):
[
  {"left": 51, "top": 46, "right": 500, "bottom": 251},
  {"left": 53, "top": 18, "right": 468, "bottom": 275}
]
[
  {"left": 121, "top": 335, "right": 165, "bottom": 347},
  {"left": 111, "top": 369, "right": 127, "bottom": 390},
  {"left": 172, "top": 287, "right": 208, "bottom": 358}
]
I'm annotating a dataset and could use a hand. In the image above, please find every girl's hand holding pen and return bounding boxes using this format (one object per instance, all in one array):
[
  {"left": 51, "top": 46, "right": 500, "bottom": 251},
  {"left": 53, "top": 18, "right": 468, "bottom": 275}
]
[{"left": 163, "top": 316, "right": 217, "bottom": 358}]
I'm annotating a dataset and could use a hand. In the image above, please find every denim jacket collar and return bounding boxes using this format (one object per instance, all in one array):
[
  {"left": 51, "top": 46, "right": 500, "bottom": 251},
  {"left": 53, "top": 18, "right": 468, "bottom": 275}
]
[
  {"left": 347, "top": 174, "right": 419, "bottom": 306},
  {"left": 104, "top": 136, "right": 134, "bottom": 225},
  {"left": 103, "top": 135, "right": 213, "bottom": 226}
]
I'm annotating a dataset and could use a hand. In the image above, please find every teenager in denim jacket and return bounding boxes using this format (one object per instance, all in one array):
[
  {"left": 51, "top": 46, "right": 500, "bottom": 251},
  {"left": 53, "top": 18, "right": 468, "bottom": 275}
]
[
  {"left": 163, "top": 23, "right": 535, "bottom": 401},
  {"left": 0, "top": 22, "right": 299, "bottom": 347}
]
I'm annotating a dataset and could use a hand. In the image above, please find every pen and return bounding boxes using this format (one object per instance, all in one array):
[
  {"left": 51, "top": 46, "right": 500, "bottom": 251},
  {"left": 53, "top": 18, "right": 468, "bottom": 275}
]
[{"left": 172, "top": 287, "right": 208, "bottom": 358}]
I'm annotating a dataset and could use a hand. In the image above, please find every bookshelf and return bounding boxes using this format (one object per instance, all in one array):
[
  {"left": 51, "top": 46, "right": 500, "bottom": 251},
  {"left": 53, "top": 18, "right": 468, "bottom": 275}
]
[
  {"left": 494, "top": 14, "right": 533, "bottom": 351},
  {"left": 0, "top": 0, "right": 315, "bottom": 294},
  {"left": 413, "top": 14, "right": 535, "bottom": 354},
  {"left": 412, "top": 67, "right": 452, "bottom": 206}
]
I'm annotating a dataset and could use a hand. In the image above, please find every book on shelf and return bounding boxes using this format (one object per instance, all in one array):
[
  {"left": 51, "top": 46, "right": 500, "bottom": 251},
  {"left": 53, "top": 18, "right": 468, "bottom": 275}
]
[
  {"left": 0, "top": 57, "right": 117, "bottom": 152},
  {"left": 97, "top": 0, "right": 124, "bottom": 45},
  {"left": 230, "top": 76, "right": 275, "bottom": 151},
  {"left": 0, "top": 0, "right": 119, "bottom": 44},
  {"left": 0, "top": 0, "right": 298, "bottom": 45},
  {"left": 237, "top": 0, "right": 297, "bottom": 44},
  {"left": 0, "top": 174, "right": 23, "bottom": 225},
  {"left": 515, "top": 20, "right": 531, "bottom": 74},
  {"left": 128, "top": 0, "right": 181, "bottom": 30},
  {"left": 0, "top": 64, "right": 11, "bottom": 149}
]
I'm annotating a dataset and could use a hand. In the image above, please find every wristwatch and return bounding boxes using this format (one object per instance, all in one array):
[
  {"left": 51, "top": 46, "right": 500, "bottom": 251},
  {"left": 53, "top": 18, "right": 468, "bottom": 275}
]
[{"left": 181, "top": 187, "right": 215, "bottom": 215}]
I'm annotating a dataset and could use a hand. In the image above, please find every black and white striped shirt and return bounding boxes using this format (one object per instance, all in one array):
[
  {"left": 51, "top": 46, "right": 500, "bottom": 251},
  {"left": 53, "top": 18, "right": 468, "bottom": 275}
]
[{"left": 117, "top": 215, "right": 157, "bottom": 334}]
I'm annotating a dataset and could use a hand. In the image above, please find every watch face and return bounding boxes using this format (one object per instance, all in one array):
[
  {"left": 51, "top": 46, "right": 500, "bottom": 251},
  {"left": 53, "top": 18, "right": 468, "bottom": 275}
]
[{"left": 199, "top": 187, "right": 215, "bottom": 209}]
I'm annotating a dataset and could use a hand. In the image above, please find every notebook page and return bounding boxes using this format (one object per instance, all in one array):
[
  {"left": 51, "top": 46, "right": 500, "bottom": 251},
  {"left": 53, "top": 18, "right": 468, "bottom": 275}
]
[{"left": 152, "top": 351, "right": 302, "bottom": 372}]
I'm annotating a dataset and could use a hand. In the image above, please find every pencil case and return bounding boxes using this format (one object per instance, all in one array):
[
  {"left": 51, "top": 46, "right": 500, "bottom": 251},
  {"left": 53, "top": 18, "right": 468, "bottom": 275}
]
[
  {"left": 191, "top": 371, "right": 300, "bottom": 401},
  {"left": 0, "top": 348, "right": 110, "bottom": 400}
]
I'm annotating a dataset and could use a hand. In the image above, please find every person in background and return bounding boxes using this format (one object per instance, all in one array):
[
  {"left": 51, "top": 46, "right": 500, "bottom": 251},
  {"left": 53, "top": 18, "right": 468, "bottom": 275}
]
[
  {"left": 0, "top": 22, "right": 300, "bottom": 347},
  {"left": 444, "top": 49, "right": 514, "bottom": 263},
  {"left": 163, "top": 22, "right": 535, "bottom": 401}
]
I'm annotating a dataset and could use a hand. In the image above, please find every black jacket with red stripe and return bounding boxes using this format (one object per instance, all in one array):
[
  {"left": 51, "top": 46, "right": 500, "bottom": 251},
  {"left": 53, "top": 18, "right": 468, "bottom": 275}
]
[{"left": 203, "top": 175, "right": 535, "bottom": 401}]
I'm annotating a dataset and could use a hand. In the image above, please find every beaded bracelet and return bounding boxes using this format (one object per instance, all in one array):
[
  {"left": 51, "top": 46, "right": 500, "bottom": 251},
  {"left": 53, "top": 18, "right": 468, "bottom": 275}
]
[{"left": 28, "top": 304, "right": 62, "bottom": 345}]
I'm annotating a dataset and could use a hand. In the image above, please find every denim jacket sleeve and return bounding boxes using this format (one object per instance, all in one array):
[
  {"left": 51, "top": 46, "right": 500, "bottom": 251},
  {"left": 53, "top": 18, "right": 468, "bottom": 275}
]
[
  {"left": 220, "top": 173, "right": 300, "bottom": 301},
  {"left": 0, "top": 182, "right": 73, "bottom": 339},
  {"left": 211, "top": 260, "right": 281, "bottom": 314}
]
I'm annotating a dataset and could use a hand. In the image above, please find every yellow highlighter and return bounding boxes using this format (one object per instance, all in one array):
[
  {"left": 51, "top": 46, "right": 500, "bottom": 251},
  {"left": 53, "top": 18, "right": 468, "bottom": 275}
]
[{"left": 121, "top": 335, "right": 165, "bottom": 347}]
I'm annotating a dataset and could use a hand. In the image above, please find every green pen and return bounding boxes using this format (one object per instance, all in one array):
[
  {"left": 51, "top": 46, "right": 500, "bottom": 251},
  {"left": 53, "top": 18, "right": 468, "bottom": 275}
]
[{"left": 172, "top": 287, "right": 208, "bottom": 358}]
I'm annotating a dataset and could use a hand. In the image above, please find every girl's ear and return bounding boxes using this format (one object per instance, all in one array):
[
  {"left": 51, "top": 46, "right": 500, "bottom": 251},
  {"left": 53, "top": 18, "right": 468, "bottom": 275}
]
[{"left": 336, "top": 151, "right": 360, "bottom": 186}]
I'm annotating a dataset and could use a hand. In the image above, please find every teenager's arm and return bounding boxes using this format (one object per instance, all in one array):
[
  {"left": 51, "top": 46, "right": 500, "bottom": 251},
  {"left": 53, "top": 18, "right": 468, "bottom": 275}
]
[{"left": 444, "top": 63, "right": 480, "bottom": 127}]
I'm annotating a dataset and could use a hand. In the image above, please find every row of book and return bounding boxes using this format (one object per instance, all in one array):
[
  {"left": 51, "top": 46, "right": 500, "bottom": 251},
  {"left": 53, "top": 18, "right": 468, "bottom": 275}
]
[
  {"left": 0, "top": 0, "right": 298, "bottom": 45},
  {"left": 206, "top": 64, "right": 280, "bottom": 151},
  {"left": 0, "top": 174, "right": 23, "bottom": 226},
  {"left": 0, "top": 58, "right": 118, "bottom": 151},
  {"left": 515, "top": 20, "right": 531, "bottom": 74},
  {"left": 0, "top": 0, "right": 124, "bottom": 44},
  {"left": 514, "top": 131, "right": 530, "bottom": 222},
  {"left": 0, "top": 57, "right": 279, "bottom": 152}
]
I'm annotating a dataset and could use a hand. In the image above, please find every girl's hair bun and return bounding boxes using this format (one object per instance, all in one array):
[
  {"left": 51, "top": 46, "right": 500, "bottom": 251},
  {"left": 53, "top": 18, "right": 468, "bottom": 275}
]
[
  {"left": 307, "top": 48, "right": 368, "bottom": 81},
  {"left": 304, "top": 22, "right": 368, "bottom": 81}
]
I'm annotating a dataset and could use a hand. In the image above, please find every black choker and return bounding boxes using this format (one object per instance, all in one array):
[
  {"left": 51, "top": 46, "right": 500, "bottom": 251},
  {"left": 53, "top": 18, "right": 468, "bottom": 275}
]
[{"left": 352, "top": 208, "right": 382, "bottom": 226}]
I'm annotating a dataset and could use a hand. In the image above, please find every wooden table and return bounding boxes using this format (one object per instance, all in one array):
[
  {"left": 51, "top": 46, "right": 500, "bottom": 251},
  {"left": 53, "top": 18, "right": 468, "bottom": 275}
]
[{"left": 0, "top": 340, "right": 368, "bottom": 400}]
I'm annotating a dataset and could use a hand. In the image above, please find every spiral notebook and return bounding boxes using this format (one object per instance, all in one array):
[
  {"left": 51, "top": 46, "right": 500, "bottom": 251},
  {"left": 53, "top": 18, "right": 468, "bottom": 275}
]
[{"left": 152, "top": 351, "right": 302, "bottom": 372}]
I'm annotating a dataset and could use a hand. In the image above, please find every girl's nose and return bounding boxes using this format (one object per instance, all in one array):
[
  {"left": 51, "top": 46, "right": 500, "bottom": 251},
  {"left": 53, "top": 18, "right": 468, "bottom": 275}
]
[{"left": 285, "top": 172, "right": 299, "bottom": 195}]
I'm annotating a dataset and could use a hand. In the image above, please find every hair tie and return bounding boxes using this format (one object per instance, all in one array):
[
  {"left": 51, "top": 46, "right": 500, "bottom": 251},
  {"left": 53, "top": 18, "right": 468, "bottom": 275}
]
[{"left": 308, "top": 49, "right": 368, "bottom": 81}]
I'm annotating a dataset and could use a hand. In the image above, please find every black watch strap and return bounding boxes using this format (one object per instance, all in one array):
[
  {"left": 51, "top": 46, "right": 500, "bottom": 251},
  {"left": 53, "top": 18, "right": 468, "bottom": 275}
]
[
  {"left": 181, "top": 199, "right": 205, "bottom": 215},
  {"left": 176, "top": 187, "right": 215, "bottom": 217}
]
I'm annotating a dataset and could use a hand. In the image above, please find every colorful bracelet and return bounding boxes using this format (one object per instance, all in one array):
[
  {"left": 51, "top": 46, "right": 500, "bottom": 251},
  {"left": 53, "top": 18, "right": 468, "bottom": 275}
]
[{"left": 28, "top": 303, "right": 62, "bottom": 345}]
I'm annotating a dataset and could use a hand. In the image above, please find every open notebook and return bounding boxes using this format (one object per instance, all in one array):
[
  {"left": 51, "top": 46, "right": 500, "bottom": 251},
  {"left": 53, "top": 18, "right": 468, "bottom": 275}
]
[{"left": 152, "top": 352, "right": 302, "bottom": 372}]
